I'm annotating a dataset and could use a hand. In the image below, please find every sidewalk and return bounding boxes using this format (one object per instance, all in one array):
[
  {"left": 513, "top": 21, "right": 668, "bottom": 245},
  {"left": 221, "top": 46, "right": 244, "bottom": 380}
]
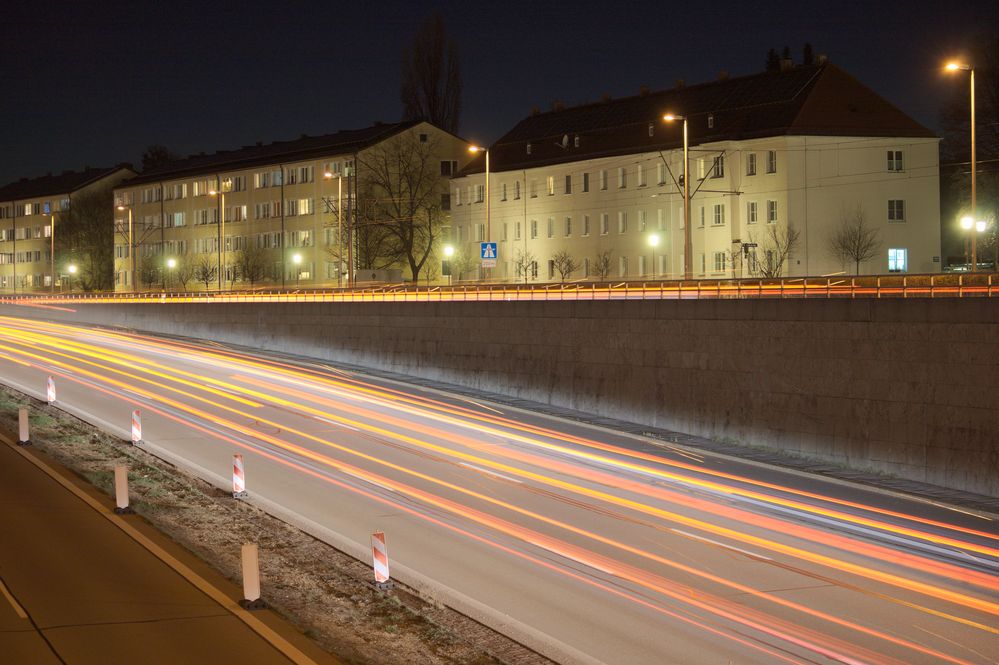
[{"left": 0, "top": 436, "right": 339, "bottom": 665}]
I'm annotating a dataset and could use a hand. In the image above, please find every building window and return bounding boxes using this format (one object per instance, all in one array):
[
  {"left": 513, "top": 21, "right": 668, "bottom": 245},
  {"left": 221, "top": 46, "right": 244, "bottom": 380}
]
[
  {"left": 564, "top": 174, "right": 572, "bottom": 194},
  {"left": 747, "top": 201, "right": 758, "bottom": 224},
  {"left": 713, "top": 204, "right": 725, "bottom": 225},
  {"left": 547, "top": 217, "right": 554, "bottom": 238},
  {"left": 564, "top": 216, "right": 572, "bottom": 237},
  {"left": 440, "top": 160, "right": 458, "bottom": 176},
  {"left": 887, "top": 150, "right": 903, "bottom": 172},
  {"left": 617, "top": 167, "right": 627, "bottom": 188},
  {"left": 699, "top": 207, "right": 705, "bottom": 228},
  {"left": 475, "top": 184, "right": 484, "bottom": 203},
  {"left": 515, "top": 222, "right": 522, "bottom": 240},
  {"left": 582, "top": 173, "right": 589, "bottom": 192},
  {"left": 582, "top": 215, "right": 590, "bottom": 236},
  {"left": 530, "top": 180, "right": 538, "bottom": 198},
  {"left": 710, "top": 156, "right": 724, "bottom": 178},
  {"left": 746, "top": 153, "right": 757, "bottom": 176},
  {"left": 619, "top": 256, "right": 628, "bottom": 277},
  {"left": 637, "top": 164, "right": 646, "bottom": 187},
  {"left": 767, "top": 200, "right": 778, "bottom": 224},
  {"left": 501, "top": 183, "right": 507, "bottom": 201},
  {"left": 766, "top": 150, "right": 777, "bottom": 174},
  {"left": 888, "top": 248, "right": 908, "bottom": 272},
  {"left": 618, "top": 212, "right": 627, "bottom": 234},
  {"left": 888, "top": 199, "right": 905, "bottom": 223},
  {"left": 475, "top": 224, "right": 485, "bottom": 241},
  {"left": 453, "top": 188, "right": 461, "bottom": 206},
  {"left": 714, "top": 252, "right": 726, "bottom": 272},
  {"left": 657, "top": 162, "right": 666, "bottom": 185},
  {"left": 530, "top": 219, "right": 538, "bottom": 239},
  {"left": 601, "top": 213, "right": 609, "bottom": 235},
  {"left": 599, "top": 170, "right": 608, "bottom": 190},
  {"left": 707, "top": 114, "right": 714, "bottom": 129},
  {"left": 657, "top": 208, "right": 667, "bottom": 231},
  {"left": 547, "top": 176, "right": 555, "bottom": 196}
]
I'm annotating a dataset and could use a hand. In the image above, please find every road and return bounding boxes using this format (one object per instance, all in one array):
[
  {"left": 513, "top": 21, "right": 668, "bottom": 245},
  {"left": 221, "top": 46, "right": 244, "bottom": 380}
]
[{"left": 0, "top": 314, "right": 996, "bottom": 664}]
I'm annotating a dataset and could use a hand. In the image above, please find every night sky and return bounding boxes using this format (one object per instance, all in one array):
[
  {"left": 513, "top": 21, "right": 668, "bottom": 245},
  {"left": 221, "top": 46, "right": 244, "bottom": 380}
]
[{"left": 2, "top": 0, "right": 994, "bottom": 185}]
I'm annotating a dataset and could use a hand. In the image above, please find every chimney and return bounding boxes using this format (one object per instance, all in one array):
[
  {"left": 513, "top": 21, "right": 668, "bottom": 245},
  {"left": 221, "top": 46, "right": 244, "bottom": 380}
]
[
  {"left": 674, "top": 79, "right": 685, "bottom": 89},
  {"left": 779, "top": 58, "right": 793, "bottom": 72},
  {"left": 816, "top": 53, "right": 828, "bottom": 65}
]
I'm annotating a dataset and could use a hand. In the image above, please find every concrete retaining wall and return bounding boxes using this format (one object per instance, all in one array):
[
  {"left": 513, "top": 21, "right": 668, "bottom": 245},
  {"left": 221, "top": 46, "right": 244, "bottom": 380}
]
[{"left": 4, "top": 298, "right": 997, "bottom": 496}]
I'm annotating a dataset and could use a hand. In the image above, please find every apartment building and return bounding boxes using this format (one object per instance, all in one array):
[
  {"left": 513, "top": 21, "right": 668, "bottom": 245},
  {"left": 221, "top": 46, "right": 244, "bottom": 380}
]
[
  {"left": 452, "top": 62, "right": 940, "bottom": 282},
  {"left": 114, "top": 121, "right": 469, "bottom": 291},
  {"left": 0, "top": 165, "right": 135, "bottom": 293}
]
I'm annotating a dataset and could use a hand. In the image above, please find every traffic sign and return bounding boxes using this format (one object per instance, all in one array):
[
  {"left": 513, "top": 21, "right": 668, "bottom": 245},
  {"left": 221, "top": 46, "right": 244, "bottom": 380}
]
[{"left": 480, "top": 242, "right": 497, "bottom": 268}]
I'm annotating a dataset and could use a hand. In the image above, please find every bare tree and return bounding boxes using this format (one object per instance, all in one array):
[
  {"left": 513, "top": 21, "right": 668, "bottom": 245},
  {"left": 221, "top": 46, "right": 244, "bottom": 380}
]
[
  {"left": 513, "top": 249, "right": 537, "bottom": 284},
  {"left": 193, "top": 256, "right": 217, "bottom": 290},
  {"left": 173, "top": 254, "right": 194, "bottom": 291},
  {"left": 551, "top": 249, "right": 580, "bottom": 282},
  {"left": 55, "top": 186, "right": 114, "bottom": 291},
  {"left": 827, "top": 205, "right": 882, "bottom": 274},
  {"left": 400, "top": 12, "right": 462, "bottom": 134},
  {"left": 234, "top": 245, "right": 268, "bottom": 286},
  {"left": 750, "top": 225, "right": 800, "bottom": 278},
  {"left": 356, "top": 132, "right": 448, "bottom": 281},
  {"left": 592, "top": 250, "right": 614, "bottom": 280},
  {"left": 138, "top": 255, "right": 159, "bottom": 290}
]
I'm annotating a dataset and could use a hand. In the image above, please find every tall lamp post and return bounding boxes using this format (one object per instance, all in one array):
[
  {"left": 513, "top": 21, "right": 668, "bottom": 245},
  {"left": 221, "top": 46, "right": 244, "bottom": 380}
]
[
  {"left": 209, "top": 181, "right": 229, "bottom": 289},
  {"left": 663, "top": 114, "right": 691, "bottom": 279},
  {"left": 647, "top": 233, "right": 660, "bottom": 278},
  {"left": 443, "top": 244, "right": 454, "bottom": 285},
  {"left": 468, "top": 145, "right": 490, "bottom": 279},
  {"left": 292, "top": 252, "right": 302, "bottom": 288},
  {"left": 323, "top": 170, "right": 344, "bottom": 287},
  {"left": 165, "top": 257, "right": 176, "bottom": 291},
  {"left": 960, "top": 216, "right": 987, "bottom": 269},
  {"left": 67, "top": 263, "right": 77, "bottom": 293},
  {"left": 946, "top": 61, "right": 977, "bottom": 271},
  {"left": 116, "top": 204, "right": 134, "bottom": 291},
  {"left": 49, "top": 213, "right": 56, "bottom": 293}
]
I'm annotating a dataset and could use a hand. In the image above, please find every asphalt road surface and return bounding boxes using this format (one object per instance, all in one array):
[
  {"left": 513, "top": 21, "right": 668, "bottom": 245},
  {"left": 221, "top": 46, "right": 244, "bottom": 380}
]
[{"left": 0, "top": 315, "right": 996, "bottom": 665}]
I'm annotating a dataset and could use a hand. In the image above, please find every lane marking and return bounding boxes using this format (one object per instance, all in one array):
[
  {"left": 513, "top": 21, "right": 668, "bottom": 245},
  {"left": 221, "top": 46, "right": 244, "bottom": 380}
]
[
  {"left": 0, "top": 578, "right": 28, "bottom": 619},
  {"left": 671, "top": 529, "right": 772, "bottom": 561},
  {"left": 0, "top": 433, "right": 322, "bottom": 665}
]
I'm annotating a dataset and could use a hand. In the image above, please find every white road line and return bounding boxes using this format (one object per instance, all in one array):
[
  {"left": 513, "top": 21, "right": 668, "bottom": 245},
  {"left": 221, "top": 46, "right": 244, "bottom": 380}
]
[
  {"left": 458, "top": 462, "right": 523, "bottom": 484},
  {"left": 671, "top": 529, "right": 772, "bottom": 561}
]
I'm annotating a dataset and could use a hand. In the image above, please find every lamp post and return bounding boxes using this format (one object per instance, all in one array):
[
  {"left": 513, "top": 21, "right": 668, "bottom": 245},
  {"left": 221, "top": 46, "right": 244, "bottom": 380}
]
[
  {"left": 49, "top": 213, "right": 55, "bottom": 293},
  {"left": 443, "top": 244, "right": 455, "bottom": 285},
  {"left": 946, "top": 61, "right": 976, "bottom": 271},
  {"left": 323, "top": 170, "right": 344, "bottom": 287},
  {"left": 166, "top": 257, "right": 176, "bottom": 291},
  {"left": 67, "top": 263, "right": 77, "bottom": 293},
  {"left": 116, "top": 204, "right": 134, "bottom": 292},
  {"left": 209, "top": 183, "right": 228, "bottom": 289},
  {"left": 663, "top": 114, "right": 691, "bottom": 279},
  {"left": 292, "top": 252, "right": 302, "bottom": 288},
  {"left": 468, "top": 145, "right": 490, "bottom": 279},
  {"left": 960, "top": 216, "right": 987, "bottom": 270},
  {"left": 647, "top": 233, "right": 660, "bottom": 278}
]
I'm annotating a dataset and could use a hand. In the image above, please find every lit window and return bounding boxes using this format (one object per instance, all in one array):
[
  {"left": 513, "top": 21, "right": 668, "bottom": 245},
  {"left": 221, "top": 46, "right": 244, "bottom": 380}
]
[
  {"left": 888, "top": 248, "right": 907, "bottom": 272},
  {"left": 546, "top": 176, "right": 555, "bottom": 196}
]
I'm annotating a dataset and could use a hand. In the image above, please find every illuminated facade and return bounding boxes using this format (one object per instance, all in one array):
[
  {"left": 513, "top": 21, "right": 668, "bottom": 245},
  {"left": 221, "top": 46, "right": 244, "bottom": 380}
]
[
  {"left": 451, "top": 63, "right": 941, "bottom": 281},
  {"left": 113, "top": 121, "right": 469, "bottom": 291},
  {"left": 0, "top": 166, "right": 135, "bottom": 293}
]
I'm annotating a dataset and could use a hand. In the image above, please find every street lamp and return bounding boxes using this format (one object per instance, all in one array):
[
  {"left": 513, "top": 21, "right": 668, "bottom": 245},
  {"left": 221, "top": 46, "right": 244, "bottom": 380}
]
[
  {"left": 323, "top": 170, "right": 345, "bottom": 287},
  {"left": 469, "top": 145, "right": 490, "bottom": 279},
  {"left": 647, "top": 233, "right": 660, "bottom": 278},
  {"left": 443, "top": 244, "right": 455, "bottom": 285},
  {"left": 117, "top": 204, "right": 134, "bottom": 292},
  {"left": 67, "top": 263, "right": 77, "bottom": 293},
  {"left": 960, "top": 216, "right": 988, "bottom": 269},
  {"left": 663, "top": 114, "right": 691, "bottom": 279},
  {"left": 292, "top": 252, "right": 302, "bottom": 287},
  {"left": 209, "top": 184, "right": 227, "bottom": 289},
  {"left": 946, "top": 61, "right": 977, "bottom": 271}
]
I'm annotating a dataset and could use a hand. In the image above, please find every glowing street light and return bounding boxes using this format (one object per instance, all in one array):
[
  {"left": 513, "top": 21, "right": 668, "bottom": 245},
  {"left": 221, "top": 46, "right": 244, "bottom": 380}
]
[
  {"left": 67, "top": 263, "right": 77, "bottom": 292},
  {"left": 647, "top": 233, "right": 660, "bottom": 277},
  {"left": 442, "top": 244, "right": 455, "bottom": 285},
  {"left": 292, "top": 252, "right": 302, "bottom": 287},
  {"left": 946, "top": 60, "right": 977, "bottom": 270},
  {"left": 663, "top": 114, "right": 691, "bottom": 279}
]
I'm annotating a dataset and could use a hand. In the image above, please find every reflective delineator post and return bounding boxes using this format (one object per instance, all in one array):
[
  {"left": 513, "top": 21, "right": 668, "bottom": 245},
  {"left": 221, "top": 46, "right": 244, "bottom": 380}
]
[
  {"left": 371, "top": 531, "right": 393, "bottom": 590},
  {"left": 46, "top": 376, "right": 56, "bottom": 403},
  {"left": 232, "top": 454, "right": 247, "bottom": 498},
  {"left": 113, "top": 465, "right": 134, "bottom": 514},
  {"left": 239, "top": 542, "right": 265, "bottom": 610},
  {"left": 17, "top": 408, "right": 30, "bottom": 446},
  {"left": 131, "top": 409, "right": 143, "bottom": 445}
]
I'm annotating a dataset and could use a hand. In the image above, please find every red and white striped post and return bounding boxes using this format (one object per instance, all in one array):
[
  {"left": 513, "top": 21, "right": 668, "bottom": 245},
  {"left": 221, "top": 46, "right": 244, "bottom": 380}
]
[
  {"left": 46, "top": 376, "right": 56, "bottom": 403},
  {"left": 131, "top": 409, "right": 143, "bottom": 445},
  {"left": 232, "top": 453, "right": 247, "bottom": 498},
  {"left": 371, "top": 531, "right": 393, "bottom": 589},
  {"left": 17, "top": 407, "right": 30, "bottom": 446}
]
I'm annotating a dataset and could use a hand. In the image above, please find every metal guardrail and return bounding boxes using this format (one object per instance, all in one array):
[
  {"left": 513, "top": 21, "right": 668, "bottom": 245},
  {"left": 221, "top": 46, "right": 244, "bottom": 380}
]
[{"left": 0, "top": 273, "right": 996, "bottom": 305}]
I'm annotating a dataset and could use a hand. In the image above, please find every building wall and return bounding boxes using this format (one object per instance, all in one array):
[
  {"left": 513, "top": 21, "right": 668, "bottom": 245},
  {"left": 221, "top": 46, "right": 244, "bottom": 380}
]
[
  {"left": 450, "top": 135, "right": 940, "bottom": 281},
  {"left": 114, "top": 123, "right": 470, "bottom": 291},
  {"left": 0, "top": 170, "right": 133, "bottom": 293},
  {"left": 5, "top": 298, "right": 995, "bottom": 497}
]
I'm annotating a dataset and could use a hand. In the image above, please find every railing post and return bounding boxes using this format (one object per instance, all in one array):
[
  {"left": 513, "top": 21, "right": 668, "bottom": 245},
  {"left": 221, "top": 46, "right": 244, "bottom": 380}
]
[
  {"left": 902, "top": 275, "right": 907, "bottom": 298},
  {"left": 876, "top": 276, "right": 881, "bottom": 298},
  {"left": 930, "top": 274, "right": 934, "bottom": 299}
]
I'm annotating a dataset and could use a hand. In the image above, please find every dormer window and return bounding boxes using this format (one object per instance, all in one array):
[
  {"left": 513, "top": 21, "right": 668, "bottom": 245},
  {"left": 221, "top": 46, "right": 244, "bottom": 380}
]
[
  {"left": 526, "top": 143, "right": 532, "bottom": 155},
  {"left": 708, "top": 114, "right": 714, "bottom": 129}
]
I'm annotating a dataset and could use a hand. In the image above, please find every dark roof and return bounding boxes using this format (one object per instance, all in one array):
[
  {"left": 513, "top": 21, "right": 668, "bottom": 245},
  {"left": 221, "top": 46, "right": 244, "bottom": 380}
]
[
  {"left": 460, "top": 63, "right": 936, "bottom": 175},
  {"left": 0, "top": 165, "right": 134, "bottom": 202},
  {"left": 125, "top": 121, "right": 426, "bottom": 186}
]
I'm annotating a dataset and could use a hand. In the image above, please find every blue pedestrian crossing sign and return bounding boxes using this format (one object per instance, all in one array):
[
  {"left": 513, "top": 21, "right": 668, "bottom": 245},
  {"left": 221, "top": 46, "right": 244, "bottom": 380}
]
[{"left": 480, "top": 242, "right": 497, "bottom": 268}]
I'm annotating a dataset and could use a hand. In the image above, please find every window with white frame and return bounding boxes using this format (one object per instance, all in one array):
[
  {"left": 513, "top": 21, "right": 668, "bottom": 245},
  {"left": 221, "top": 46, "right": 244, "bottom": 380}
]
[
  {"left": 657, "top": 162, "right": 666, "bottom": 185},
  {"left": 767, "top": 200, "right": 778, "bottom": 224},
  {"left": 888, "top": 199, "right": 905, "bottom": 223},
  {"left": 530, "top": 180, "right": 538, "bottom": 198},
  {"left": 658, "top": 208, "right": 667, "bottom": 231},
  {"left": 599, "top": 169, "right": 608, "bottom": 190},
  {"left": 888, "top": 248, "right": 907, "bottom": 272},
  {"left": 564, "top": 217, "right": 572, "bottom": 237},
  {"left": 713, "top": 252, "right": 726, "bottom": 272},
  {"left": 713, "top": 204, "right": 725, "bottom": 226},
  {"left": 514, "top": 181, "right": 521, "bottom": 200},
  {"left": 710, "top": 155, "right": 724, "bottom": 178},
  {"left": 638, "top": 210, "right": 647, "bottom": 231},
  {"left": 546, "top": 176, "right": 555, "bottom": 196},
  {"left": 475, "top": 224, "right": 485, "bottom": 241},
  {"left": 638, "top": 255, "right": 647, "bottom": 276},
  {"left": 746, "top": 153, "right": 757, "bottom": 176},
  {"left": 887, "top": 150, "right": 903, "bottom": 172},
  {"left": 766, "top": 150, "right": 777, "bottom": 173},
  {"left": 475, "top": 184, "right": 484, "bottom": 202},
  {"left": 582, "top": 215, "right": 590, "bottom": 236},
  {"left": 501, "top": 183, "right": 507, "bottom": 201},
  {"left": 747, "top": 201, "right": 758, "bottom": 224},
  {"left": 515, "top": 221, "right": 522, "bottom": 240},
  {"left": 618, "top": 211, "right": 627, "bottom": 234},
  {"left": 453, "top": 187, "right": 461, "bottom": 206},
  {"left": 547, "top": 217, "right": 554, "bottom": 238},
  {"left": 601, "top": 213, "right": 609, "bottom": 235},
  {"left": 530, "top": 219, "right": 538, "bottom": 239},
  {"left": 564, "top": 174, "right": 572, "bottom": 194},
  {"left": 582, "top": 172, "right": 589, "bottom": 192},
  {"left": 637, "top": 164, "right": 646, "bottom": 187},
  {"left": 255, "top": 172, "right": 270, "bottom": 189},
  {"left": 699, "top": 207, "right": 705, "bottom": 228},
  {"left": 619, "top": 256, "right": 628, "bottom": 277},
  {"left": 617, "top": 167, "right": 627, "bottom": 188}
]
